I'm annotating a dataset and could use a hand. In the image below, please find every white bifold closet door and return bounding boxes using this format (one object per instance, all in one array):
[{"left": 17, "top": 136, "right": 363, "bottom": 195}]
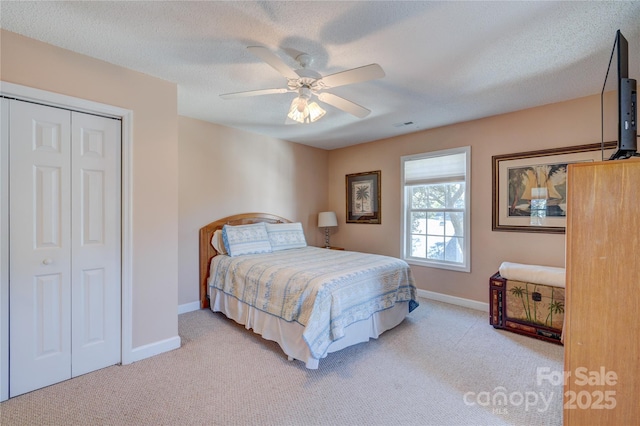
[{"left": 8, "top": 100, "right": 121, "bottom": 397}]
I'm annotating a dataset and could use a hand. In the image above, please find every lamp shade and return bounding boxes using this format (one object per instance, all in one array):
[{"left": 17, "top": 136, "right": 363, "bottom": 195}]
[
  {"left": 288, "top": 87, "right": 326, "bottom": 124},
  {"left": 306, "top": 102, "right": 326, "bottom": 122},
  {"left": 288, "top": 96, "right": 309, "bottom": 123},
  {"left": 318, "top": 211, "right": 338, "bottom": 228}
]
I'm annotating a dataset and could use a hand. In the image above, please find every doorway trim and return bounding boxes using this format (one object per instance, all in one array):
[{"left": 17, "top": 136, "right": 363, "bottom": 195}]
[{"left": 0, "top": 81, "right": 134, "bottom": 402}]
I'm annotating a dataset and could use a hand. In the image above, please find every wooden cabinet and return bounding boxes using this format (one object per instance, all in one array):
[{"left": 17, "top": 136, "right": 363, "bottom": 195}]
[{"left": 563, "top": 158, "right": 640, "bottom": 425}]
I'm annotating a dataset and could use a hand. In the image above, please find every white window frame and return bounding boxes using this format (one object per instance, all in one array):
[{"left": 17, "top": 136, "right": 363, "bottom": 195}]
[{"left": 401, "top": 146, "right": 471, "bottom": 272}]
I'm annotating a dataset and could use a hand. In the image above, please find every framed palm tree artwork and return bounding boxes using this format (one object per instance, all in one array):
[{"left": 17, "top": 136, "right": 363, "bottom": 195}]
[
  {"left": 492, "top": 142, "right": 616, "bottom": 233},
  {"left": 346, "top": 170, "right": 381, "bottom": 224}
]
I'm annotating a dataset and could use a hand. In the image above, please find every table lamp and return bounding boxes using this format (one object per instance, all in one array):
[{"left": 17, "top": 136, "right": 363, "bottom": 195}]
[{"left": 318, "top": 211, "right": 338, "bottom": 248}]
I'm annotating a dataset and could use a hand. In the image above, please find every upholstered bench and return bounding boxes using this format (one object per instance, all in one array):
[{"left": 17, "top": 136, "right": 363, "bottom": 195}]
[{"left": 489, "top": 262, "right": 565, "bottom": 344}]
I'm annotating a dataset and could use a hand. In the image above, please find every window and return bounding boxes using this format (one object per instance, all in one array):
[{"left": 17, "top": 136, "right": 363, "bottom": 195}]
[{"left": 401, "top": 146, "right": 470, "bottom": 272}]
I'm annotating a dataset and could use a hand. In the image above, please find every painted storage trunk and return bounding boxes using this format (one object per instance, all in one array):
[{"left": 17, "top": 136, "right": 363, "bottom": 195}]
[{"left": 490, "top": 272, "right": 564, "bottom": 344}]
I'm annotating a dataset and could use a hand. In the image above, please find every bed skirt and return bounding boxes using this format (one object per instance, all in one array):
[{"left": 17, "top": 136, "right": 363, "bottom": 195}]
[{"left": 209, "top": 287, "right": 410, "bottom": 369}]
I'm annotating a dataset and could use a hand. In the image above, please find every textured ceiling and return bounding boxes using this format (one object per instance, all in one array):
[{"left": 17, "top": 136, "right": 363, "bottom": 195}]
[{"left": 1, "top": 1, "right": 639, "bottom": 150}]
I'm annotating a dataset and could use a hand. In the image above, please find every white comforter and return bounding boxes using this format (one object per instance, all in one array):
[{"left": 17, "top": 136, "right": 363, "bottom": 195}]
[{"left": 208, "top": 246, "right": 418, "bottom": 359}]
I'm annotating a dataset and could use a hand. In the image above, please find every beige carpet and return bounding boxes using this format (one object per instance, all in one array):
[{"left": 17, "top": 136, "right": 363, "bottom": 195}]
[{"left": 0, "top": 298, "right": 564, "bottom": 425}]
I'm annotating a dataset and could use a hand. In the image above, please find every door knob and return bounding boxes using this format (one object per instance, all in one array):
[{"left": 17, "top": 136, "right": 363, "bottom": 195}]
[{"left": 42, "top": 258, "right": 53, "bottom": 265}]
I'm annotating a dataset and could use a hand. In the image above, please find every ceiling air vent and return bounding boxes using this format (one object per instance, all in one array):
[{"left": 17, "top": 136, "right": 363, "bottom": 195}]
[{"left": 392, "top": 121, "right": 416, "bottom": 128}]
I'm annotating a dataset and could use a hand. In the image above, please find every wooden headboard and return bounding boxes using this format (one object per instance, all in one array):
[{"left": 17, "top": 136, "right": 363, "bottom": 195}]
[{"left": 199, "top": 212, "right": 291, "bottom": 309}]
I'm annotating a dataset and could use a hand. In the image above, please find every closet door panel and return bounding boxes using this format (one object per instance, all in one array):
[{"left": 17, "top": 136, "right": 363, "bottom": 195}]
[
  {"left": 1, "top": 98, "right": 9, "bottom": 402},
  {"left": 70, "top": 111, "right": 121, "bottom": 377},
  {"left": 9, "top": 101, "right": 72, "bottom": 397}
]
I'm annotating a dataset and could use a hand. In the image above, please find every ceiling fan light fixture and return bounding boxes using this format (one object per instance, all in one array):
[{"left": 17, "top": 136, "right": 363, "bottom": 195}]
[
  {"left": 287, "top": 90, "right": 325, "bottom": 124},
  {"left": 222, "top": 47, "right": 385, "bottom": 124},
  {"left": 307, "top": 102, "right": 326, "bottom": 122},
  {"left": 288, "top": 97, "right": 309, "bottom": 123}
]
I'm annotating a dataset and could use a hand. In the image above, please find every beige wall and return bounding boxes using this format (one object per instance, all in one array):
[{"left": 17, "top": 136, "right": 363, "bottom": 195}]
[
  {"left": 328, "top": 94, "right": 612, "bottom": 303},
  {"left": 2, "top": 29, "right": 616, "bottom": 316},
  {"left": 178, "top": 116, "right": 329, "bottom": 305},
  {"left": 1, "top": 30, "right": 179, "bottom": 347}
]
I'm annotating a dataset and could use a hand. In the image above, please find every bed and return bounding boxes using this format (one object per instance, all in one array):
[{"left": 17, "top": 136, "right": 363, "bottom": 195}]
[{"left": 199, "top": 212, "right": 419, "bottom": 368}]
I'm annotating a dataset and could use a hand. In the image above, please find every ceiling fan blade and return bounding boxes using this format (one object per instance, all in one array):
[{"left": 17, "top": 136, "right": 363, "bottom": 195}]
[
  {"left": 318, "top": 92, "right": 371, "bottom": 118},
  {"left": 247, "top": 46, "right": 299, "bottom": 80},
  {"left": 220, "top": 88, "right": 288, "bottom": 100},
  {"left": 320, "top": 64, "right": 385, "bottom": 89}
]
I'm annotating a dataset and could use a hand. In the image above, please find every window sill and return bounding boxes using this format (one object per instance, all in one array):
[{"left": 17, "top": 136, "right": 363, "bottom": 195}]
[{"left": 405, "top": 258, "right": 470, "bottom": 273}]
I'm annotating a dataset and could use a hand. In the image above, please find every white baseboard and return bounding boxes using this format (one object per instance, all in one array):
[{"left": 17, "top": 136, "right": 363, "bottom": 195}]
[
  {"left": 178, "top": 301, "right": 200, "bottom": 315},
  {"left": 417, "top": 289, "right": 489, "bottom": 312},
  {"left": 128, "top": 335, "right": 181, "bottom": 364}
]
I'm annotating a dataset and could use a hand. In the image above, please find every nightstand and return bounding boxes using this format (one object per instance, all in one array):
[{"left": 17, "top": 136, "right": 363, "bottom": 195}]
[{"left": 324, "top": 246, "right": 344, "bottom": 250}]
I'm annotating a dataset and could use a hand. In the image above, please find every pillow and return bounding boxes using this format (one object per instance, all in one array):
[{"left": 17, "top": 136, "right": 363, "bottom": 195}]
[
  {"left": 210, "top": 229, "right": 228, "bottom": 255},
  {"left": 221, "top": 222, "right": 272, "bottom": 257},
  {"left": 265, "top": 222, "right": 307, "bottom": 251}
]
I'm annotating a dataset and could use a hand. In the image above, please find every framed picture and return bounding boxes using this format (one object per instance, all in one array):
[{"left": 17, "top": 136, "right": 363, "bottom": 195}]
[
  {"left": 346, "top": 170, "right": 381, "bottom": 224},
  {"left": 492, "top": 142, "right": 616, "bottom": 233}
]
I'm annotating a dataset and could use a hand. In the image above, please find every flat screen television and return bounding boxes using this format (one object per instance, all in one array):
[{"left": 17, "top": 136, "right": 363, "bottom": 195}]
[{"left": 602, "top": 30, "right": 638, "bottom": 160}]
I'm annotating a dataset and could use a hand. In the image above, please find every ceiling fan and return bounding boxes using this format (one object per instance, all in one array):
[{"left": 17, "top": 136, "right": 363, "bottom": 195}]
[{"left": 220, "top": 46, "right": 385, "bottom": 124}]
